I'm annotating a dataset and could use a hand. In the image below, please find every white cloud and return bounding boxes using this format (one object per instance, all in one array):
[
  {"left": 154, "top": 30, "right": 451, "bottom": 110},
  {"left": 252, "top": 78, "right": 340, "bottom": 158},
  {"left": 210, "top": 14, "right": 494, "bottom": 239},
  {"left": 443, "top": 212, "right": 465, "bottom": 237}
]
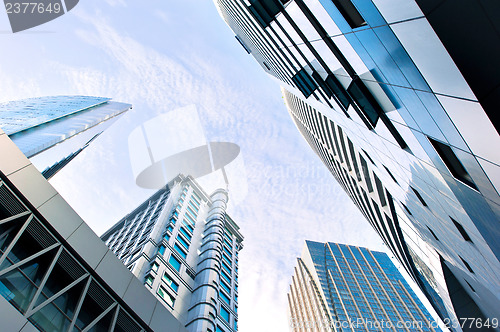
[{"left": 1, "top": 3, "right": 390, "bottom": 331}]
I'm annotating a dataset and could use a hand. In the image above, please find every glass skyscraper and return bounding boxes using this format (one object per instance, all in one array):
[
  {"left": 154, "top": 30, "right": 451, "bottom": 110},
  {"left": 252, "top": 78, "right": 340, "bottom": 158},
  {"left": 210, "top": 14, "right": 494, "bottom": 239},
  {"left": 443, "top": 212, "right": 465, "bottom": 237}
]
[
  {"left": 289, "top": 241, "right": 441, "bottom": 332},
  {"left": 102, "top": 174, "right": 243, "bottom": 332},
  {"left": 0, "top": 95, "right": 131, "bottom": 178},
  {"left": 214, "top": 0, "right": 500, "bottom": 330}
]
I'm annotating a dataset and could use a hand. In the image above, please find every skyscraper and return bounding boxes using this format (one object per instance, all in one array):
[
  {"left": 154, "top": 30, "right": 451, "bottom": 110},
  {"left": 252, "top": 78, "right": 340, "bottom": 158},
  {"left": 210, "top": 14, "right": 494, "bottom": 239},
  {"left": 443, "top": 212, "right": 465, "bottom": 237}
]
[
  {"left": 0, "top": 122, "right": 187, "bottom": 331},
  {"left": 101, "top": 174, "right": 243, "bottom": 332},
  {"left": 214, "top": 0, "right": 500, "bottom": 330},
  {"left": 288, "top": 241, "right": 441, "bottom": 331},
  {"left": 0, "top": 95, "right": 131, "bottom": 178}
]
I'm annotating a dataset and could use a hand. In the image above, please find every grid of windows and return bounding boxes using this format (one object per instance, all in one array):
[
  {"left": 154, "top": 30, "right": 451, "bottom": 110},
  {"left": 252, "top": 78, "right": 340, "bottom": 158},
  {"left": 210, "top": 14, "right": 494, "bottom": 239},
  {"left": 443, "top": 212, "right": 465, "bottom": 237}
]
[
  {"left": 289, "top": 242, "right": 439, "bottom": 332},
  {"left": 101, "top": 177, "right": 242, "bottom": 332}
]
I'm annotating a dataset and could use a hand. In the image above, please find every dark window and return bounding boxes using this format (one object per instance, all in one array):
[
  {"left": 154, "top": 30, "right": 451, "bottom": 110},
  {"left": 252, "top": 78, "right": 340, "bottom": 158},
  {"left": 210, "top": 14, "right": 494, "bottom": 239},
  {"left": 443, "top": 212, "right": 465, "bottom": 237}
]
[
  {"left": 325, "top": 74, "right": 351, "bottom": 110},
  {"left": 292, "top": 69, "right": 317, "bottom": 98},
  {"left": 428, "top": 137, "right": 478, "bottom": 190},
  {"left": 466, "top": 280, "right": 476, "bottom": 293},
  {"left": 401, "top": 203, "right": 412, "bottom": 216},
  {"left": 373, "top": 174, "right": 386, "bottom": 206},
  {"left": 427, "top": 226, "right": 440, "bottom": 242},
  {"left": 347, "top": 77, "right": 383, "bottom": 128},
  {"left": 450, "top": 217, "right": 473, "bottom": 243},
  {"left": 411, "top": 187, "right": 427, "bottom": 207},
  {"left": 359, "top": 156, "right": 373, "bottom": 192},
  {"left": 248, "top": 0, "right": 283, "bottom": 28},
  {"left": 235, "top": 35, "right": 251, "bottom": 54},
  {"left": 330, "top": 0, "right": 367, "bottom": 29},
  {"left": 460, "top": 256, "right": 474, "bottom": 274},
  {"left": 362, "top": 149, "right": 375, "bottom": 165},
  {"left": 263, "top": 62, "right": 271, "bottom": 70},
  {"left": 383, "top": 165, "right": 398, "bottom": 184},
  {"left": 312, "top": 71, "right": 332, "bottom": 98}
]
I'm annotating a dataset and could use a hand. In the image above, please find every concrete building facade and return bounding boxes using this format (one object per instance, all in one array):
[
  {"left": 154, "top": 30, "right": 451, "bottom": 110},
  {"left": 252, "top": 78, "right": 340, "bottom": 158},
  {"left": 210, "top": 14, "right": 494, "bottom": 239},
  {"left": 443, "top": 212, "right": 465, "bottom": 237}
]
[
  {"left": 102, "top": 175, "right": 243, "bottom": 332},
  {"left": 0, "top": 127, "right": 187, "bottom": 331}
]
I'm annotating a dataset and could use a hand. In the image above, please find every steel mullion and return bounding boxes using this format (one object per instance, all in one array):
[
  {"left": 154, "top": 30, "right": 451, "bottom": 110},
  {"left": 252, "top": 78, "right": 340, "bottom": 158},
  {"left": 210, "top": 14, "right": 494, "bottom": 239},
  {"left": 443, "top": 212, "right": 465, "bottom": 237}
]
[
  {"left": 30, "top": 273, "right": 89, "bottom": 314},
  {"left": 0, "top": 214, "right": 33, "bottom": 267},
  {"left": 0, "top": 211, "right": 30, "bottom": 225},
  {"left": 25, "top": 245, "right": 64, "bottom": 316},
  {"left": 108, "top": 305, "right": 120, "bottom": 331},
  {"left": 81, "top": 302, "right": 117, "bottom": 332},
  {"left": 68, "top": 276, "right": 92, "bottom": 332},
  {"left": 0, "top": 240, "right": 58, "bottom": 278}
]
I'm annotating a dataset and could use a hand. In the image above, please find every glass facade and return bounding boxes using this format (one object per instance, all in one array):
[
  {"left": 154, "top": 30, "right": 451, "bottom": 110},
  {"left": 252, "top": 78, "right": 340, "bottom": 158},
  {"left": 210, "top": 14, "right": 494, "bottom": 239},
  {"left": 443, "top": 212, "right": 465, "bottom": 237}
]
[
  {"left": 101, "top": 175, "right": 243, "bottom": 332},
  {"left": 0, "top": 96, "right": 130, "bottom": 160},
  {"left": 0, "top": 173, "right": 152, "bottom": 332},
  {"left": 214, "top": 0, "right": 500, "bottom": 329},
  {"left": 289, "top": 241, "right": 441, "bottom": 331}
]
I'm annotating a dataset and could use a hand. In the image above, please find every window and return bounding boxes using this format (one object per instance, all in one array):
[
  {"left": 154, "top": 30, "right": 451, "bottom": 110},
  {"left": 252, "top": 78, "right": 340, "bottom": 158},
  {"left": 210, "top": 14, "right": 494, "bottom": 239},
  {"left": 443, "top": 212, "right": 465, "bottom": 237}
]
[
  {"left": 460, "top": 256, "right": 474, "bottom": 274},
  {"left": 383, "top": 165, "right": 398, "bottom": 184},
  {"left": 347, "top": 77, "right": 382, "bottom": 128},
  {"left": 222, "top": 261, "right": 231, "bottom": 275},
  {"left": 411, "top": 187, "right": 427, "bottom": 207},
  {"left": 163, "top": 273, "right": 179, "bottom": 292},
  {"left": 427, "top": 226, "right": 440, "bottom": 242},
  {"left": 157, "top": 286, "right": 175, "bottom": 308},
  {"left": 158, "top": 245, "right": 166, "bottom": 256},
  {"left": 151, "top": 262, "right": 159, "bottom": 272},
  {"left": 219, "top": 305, "right": 230, "bottom": 323},
  {"left": 145, "top": 274, "right": 154, "bottom": 287},
  {"left": 179, "top": 227, "right": 192, "bottom": 241},
  {"left": 224, "top": 232, "right": 233, "bottom": 244},
  {"left": 248, "top": 0, "right": 283, "bottom": 28},
  {"left": 188, "top": 200, "right": 199, "bottom": 212},
  {"left": 450, "top": 217, "right": 473, "bottom": 243},
  {"left": 174, "top": 243, "right": 187, "bottom": 259},
  {"left": 177, "top": 235, "right": 190, "bottom": 250},
  {"left": 221, "top": 271, "right": 231, "bottom": 284},
  {"left": 359, "top": 156, "right": 373, "bottom": 192},
  {"left": 184, "top": 213, "right": 196, "bottom": 226},
  {"left": 169, "top": 255, "right": 181, "bottom": 271},
  {"left": 373, "top": 174, "right": 387, "bottom": 207},
  {"left": 219, "top": 291, "right": 231, "bottom": 305},
  {"left": 292, "top": 69, "right": 317, "bottom": 98},
  {"left": 223, "top": 246, "right": 232, "bottom": 258},
  {"left": 428, "top": 137, "right": 478, "bottom": 190},
  {"left": 220, "top": 281, "right": 231, "bottom": 294},
  {"left": 325, "top": 74, "right": 351, "bottom": 110},
  {"left": 331, "top": 0, "right": 366, "bottom": 28},
  {"left": 182, "top": 219, "right": 194, "bottom": 233},
  {"left": 401, "top": 203, "right": 412, "bottom": 216},
  {"left": 223, "top": 254, "right": 232, "bottom": 266},
  {"left": 466, "top": 280, "right": 476, "bottom": 293}
]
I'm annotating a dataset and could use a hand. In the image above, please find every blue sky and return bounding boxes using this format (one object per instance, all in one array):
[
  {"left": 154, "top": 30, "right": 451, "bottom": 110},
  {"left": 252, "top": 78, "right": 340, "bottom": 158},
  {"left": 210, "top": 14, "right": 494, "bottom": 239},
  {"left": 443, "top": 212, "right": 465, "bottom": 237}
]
[{"left": 0, "top": 1, "right": 398, "bottom": 331}]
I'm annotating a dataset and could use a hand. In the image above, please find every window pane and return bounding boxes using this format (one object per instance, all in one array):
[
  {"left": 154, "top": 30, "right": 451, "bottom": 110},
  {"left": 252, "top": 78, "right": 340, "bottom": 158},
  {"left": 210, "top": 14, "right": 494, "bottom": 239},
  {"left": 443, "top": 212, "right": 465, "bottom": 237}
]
[
  {"left": 174, "top": 244, "right": 187, "bottom": 259},
  {"left": 219, "top": 305, "right": 230, "bottom": 322},
  {"left": 169, "top": 255, "right": 181, "bottom": 271},
  {"left": 162, "top": 273, "right": 179, "bottom": 292}
]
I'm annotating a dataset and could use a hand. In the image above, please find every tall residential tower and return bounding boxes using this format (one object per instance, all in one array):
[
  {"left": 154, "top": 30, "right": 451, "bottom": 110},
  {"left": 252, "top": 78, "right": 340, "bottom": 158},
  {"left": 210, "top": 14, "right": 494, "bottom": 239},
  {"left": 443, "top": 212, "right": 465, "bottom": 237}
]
[
  {"left": 102, "top": 175, "right": 243, "bottom": 332},
  {"left": 214, "top": 0, "right": 500, "bottom": 330},
  {"left": 289, "top": 241, "right": 441, "bottom": 331}
]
